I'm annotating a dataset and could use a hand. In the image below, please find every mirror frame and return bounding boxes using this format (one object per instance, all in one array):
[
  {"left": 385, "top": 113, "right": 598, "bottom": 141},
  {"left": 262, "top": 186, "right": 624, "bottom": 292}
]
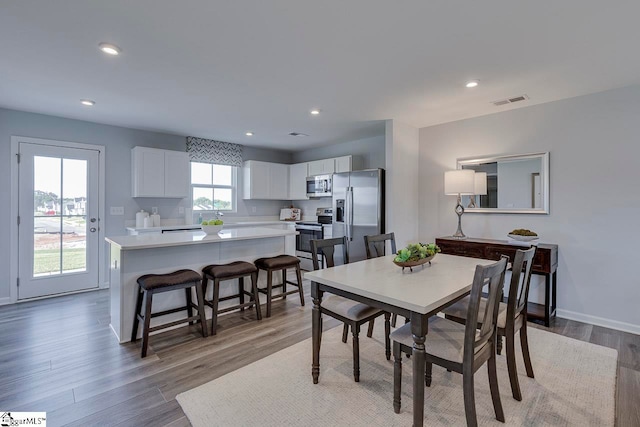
[{"left": 457, "top": 151, "right": 550, "bottom": 214}]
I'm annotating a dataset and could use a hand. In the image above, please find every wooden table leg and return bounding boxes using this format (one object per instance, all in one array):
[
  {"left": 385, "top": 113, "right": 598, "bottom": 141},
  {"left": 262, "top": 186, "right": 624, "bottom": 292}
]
[
  {"left": 411, "top": 313, "right": 428, "bottom": 427},
  {"left": 311, "top": 281, "right": 323, "bottom": 384}
]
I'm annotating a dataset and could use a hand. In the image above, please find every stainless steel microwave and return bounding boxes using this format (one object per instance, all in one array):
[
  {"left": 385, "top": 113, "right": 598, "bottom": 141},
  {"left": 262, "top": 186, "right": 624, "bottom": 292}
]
[{"left": 306, "top": 174, "right": 332, "bottom": 198}]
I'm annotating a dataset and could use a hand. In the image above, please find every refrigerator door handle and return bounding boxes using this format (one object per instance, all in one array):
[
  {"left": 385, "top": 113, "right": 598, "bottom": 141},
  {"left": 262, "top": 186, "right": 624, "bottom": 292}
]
[{"left": 348, "top": 187, "right": 354, "bottom": 241}]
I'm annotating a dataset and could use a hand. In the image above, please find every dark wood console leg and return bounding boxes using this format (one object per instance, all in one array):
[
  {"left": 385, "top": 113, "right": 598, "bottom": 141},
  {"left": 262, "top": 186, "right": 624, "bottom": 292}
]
[{"left": 544, "top": 273, "right": 551, "bottom": 327}]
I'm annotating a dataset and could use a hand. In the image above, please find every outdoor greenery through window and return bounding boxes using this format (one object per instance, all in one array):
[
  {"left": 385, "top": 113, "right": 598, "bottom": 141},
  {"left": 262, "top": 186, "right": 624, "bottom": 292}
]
[{"left": 191, "top": 162, "right": 236, "bottom": 212}]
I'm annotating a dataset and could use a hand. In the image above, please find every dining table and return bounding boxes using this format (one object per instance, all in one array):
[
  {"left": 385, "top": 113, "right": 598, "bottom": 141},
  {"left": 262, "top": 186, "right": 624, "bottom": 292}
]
[{"left": 305, "top": 253, "right": 495, "bottom": 427}]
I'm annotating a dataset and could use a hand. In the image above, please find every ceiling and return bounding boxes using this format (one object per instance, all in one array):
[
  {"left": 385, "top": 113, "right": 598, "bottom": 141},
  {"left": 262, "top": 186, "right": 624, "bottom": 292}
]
[{"left": 1, "top": 1, "right": 639, "bottom": 151}]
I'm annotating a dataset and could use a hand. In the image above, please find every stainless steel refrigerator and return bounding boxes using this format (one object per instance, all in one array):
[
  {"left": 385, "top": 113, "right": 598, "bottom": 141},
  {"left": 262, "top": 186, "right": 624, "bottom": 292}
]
[{"left": 332, "top": 169, "right": 385, "bottom": 264}]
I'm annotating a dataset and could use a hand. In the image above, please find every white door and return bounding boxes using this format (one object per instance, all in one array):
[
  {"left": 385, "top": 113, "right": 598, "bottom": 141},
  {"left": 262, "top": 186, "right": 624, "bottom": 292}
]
[{"left": 18, "top": 142, "right": 100, "bottom": 299}]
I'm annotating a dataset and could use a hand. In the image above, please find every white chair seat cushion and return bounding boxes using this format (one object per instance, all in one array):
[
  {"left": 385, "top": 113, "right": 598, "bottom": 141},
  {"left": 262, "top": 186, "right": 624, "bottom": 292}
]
[
  {"left": 322, "top": 295, "right": 383, "bottom": 321},
  {"left": 441, "top": 296, "right": 509, "bottom": 330},
  {"left": 390, "top": 317, "right": 470, "bottom": 364}
]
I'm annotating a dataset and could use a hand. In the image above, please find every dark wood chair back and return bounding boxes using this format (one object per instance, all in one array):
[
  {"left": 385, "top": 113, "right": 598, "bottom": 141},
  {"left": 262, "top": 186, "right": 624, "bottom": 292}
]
[
  {"left": 464, "top": 256, "right": 508, "bottom": 363},
  {"left": 364, "top": 232, "right": 397, "bottom": 259},
  {"left": 507, "top": 246, "right": 536, "bottom": 321},
  {"left": 310, "top": 237, "right": 349, "bottom": 270}
]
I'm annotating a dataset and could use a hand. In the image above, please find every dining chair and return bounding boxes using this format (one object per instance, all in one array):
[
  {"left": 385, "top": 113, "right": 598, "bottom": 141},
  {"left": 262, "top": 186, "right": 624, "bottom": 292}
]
[
  {"left": 364, "top": 232, "right": 397, "bottom": 259},
  {"left": 311, "top": 237, "right": 391, "bottom": 382},
  {"left": 364, "top": 232, "right": 403, "bottom": 328},
  {"left": 391, "top": 256, "right": 508, "bottom": 427},
  {"left": 442, "top": 246, "right": 536, "bottom": 401}
]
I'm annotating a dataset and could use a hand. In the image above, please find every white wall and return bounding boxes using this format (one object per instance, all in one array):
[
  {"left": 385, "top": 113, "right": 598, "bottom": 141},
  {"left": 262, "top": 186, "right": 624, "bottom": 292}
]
[
  {"left": 386, "top": 119, "right": 420, "bottom": 248},
  {"left": 418, "top": 85, "right": 640, "bottom": 333},
  {"left": 0, "top": 108, "right": 291, "bottom": 301}
]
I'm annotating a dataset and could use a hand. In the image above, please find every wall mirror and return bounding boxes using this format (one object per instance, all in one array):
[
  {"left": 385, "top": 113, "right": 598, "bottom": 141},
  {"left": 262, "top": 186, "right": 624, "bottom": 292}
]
[{"left": 457, "top": 152, "right": 549, "bottom": 214}]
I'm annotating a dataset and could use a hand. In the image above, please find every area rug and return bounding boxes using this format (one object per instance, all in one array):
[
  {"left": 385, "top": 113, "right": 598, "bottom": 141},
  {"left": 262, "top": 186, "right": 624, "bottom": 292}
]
[{"left": 176, "top": 324, "right": 617, "bottom": 426}]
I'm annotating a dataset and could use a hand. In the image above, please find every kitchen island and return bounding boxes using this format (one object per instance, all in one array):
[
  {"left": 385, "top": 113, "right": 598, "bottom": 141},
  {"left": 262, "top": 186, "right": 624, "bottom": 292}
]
[{"left": 106, "top": 227, "right": 297, "bottom": 343}]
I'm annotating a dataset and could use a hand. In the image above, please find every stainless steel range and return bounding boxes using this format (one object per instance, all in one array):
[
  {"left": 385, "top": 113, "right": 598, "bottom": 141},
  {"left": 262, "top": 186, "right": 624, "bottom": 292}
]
[{"left": 295, "top": 208, "right": 332, "bottom": 271}]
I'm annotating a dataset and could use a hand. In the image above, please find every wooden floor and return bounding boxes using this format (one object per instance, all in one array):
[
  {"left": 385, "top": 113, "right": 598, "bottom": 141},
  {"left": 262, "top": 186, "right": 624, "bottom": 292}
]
[{"left": 0, "top": 284, "right": 638, "bottom": 427}]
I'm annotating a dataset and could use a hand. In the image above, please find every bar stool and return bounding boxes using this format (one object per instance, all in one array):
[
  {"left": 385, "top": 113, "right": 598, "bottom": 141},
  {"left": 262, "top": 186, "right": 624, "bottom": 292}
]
[
  {"left": 201, "top": 261, "right": 262, "bottom": 335},
  {"left": 131, "top": 269, "right": 208, "bottom": 358},
  {"left": 254, "top": 255, "right": 304, "bottom": 317}
]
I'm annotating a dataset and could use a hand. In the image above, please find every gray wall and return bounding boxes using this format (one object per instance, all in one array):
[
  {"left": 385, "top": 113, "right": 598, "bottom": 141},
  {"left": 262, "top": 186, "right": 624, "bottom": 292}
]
[
  {"left": 291, "top": 134, "right": 385, "bottom": 169},
  {"left": 0, "top": 107, "right": 291, "bottom": 299},
  {"left": 418, "top": 85, "right": 640, "bottom": 332}
]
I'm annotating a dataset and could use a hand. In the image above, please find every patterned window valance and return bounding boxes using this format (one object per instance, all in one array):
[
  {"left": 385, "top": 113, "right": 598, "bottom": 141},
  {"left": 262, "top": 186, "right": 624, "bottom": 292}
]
[{"left": 186, "top": 136, "right": 243, "bottom": 167}]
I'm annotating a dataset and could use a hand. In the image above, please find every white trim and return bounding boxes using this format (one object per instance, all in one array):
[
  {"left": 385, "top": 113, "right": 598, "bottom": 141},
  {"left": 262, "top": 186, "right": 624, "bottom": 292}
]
[
  {"left": 557, "top": 309, "right": 640, "bottom": 335},
  {"left": 10, "top": 136, "right": 106, "bottom": 303},
  {"left": 0, "top": 297, "right": 12, "bottom": 306}
]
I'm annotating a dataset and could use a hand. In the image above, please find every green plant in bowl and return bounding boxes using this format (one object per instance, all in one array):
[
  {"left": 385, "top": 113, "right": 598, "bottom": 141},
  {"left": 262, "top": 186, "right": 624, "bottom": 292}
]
[
  {"left": 393, "top": 243, "right": 440, "bottom": 272},
  {"left": 394, "top": 243, "right": 440, "bottom": 263}
]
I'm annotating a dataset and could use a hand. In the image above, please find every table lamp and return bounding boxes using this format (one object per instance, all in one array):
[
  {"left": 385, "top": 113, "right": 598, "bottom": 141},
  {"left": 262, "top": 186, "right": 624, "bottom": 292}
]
[
  {"left": 468, "top": 172, "right": 487, "bottom": 208},
  {"left": 444, "top": 169, "right": 475, "bottom": 239}
]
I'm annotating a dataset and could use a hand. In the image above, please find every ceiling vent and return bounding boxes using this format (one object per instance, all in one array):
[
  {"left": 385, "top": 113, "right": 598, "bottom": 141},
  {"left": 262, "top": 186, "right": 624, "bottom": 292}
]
[
  {"left": 492, "top": 94, "right": 529, "bottom": 107},
  {"left": 288, "top": 132, "right": 309, "bottom": 137}
]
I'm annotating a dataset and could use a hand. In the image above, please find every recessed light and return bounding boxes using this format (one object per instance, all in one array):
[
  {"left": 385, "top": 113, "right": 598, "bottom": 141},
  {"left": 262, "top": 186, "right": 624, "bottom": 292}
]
[
  {"left": 310, "top": 109, "right": 321, "bottom": 115},
  {"left": 465, "top": 80, "right": 479, "bottom": 88},
  {"left": 245, "top": 132, "right": 254, "bottom": 136},
  {"left": 99, "top": 42, "right": 121, "bottom": 56},
  {"left": 80, "top": 99, "right": 95, "bottom": 106}
]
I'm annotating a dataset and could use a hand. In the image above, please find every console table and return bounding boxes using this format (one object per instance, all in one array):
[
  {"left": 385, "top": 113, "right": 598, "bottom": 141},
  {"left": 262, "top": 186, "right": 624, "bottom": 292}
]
[{"left": 435, "top": 237, "right": 558, "bottom": 326}]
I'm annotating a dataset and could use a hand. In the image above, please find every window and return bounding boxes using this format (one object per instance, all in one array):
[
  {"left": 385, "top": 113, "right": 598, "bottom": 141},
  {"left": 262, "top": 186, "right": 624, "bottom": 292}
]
[{"left": 191, "top": 162, "right": 236, "bottom": 212}]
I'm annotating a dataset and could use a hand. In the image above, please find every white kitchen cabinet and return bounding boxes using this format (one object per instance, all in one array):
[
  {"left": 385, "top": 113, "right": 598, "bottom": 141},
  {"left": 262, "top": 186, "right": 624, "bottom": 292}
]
[
  {"left": 334, "top": 155, "right": 352, "bottom": 173},
  {"left": 243, "top": 160, "right": 290, "bottom": 200},
  {"left": 288, "top": 162, "right": 309, "bottom": 200},
  {"left": 164, "top": 150, "right": 190, "bottom": 197},
  {"left": 308, "top": 158, "right": 335, "bottom": 176},
  {"left": 132, "top": 147, "right": 189, "bottom": 198}
]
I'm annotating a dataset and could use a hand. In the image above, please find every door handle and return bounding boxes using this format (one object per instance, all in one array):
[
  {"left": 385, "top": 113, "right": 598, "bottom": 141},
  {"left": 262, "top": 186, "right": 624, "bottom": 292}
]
[{"left": 346, "top": 187, "right": 354, "bottom": 241}]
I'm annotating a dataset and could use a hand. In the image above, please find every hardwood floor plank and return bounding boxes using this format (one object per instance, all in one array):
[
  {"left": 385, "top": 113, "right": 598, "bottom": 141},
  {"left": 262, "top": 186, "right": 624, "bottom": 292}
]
[
  {"left": 11, "top": 389, "right": 75, "bottom": 413},
  {"left": 590, "top": 325, "right": 623, "bottom": 350},
  {"left": 617, "top": 366, "right": 640, "bottom": 427},
  {"left": 60, "top": 388, "right": 167, "bottom": 427},
  {"left": 113, "top": 399, "right": 184, "bottom": 427}
]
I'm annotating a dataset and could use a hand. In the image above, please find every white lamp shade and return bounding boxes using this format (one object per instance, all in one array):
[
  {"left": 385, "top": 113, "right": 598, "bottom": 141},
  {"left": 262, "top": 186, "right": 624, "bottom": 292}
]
[
  {"left": 474, "top": 172, "right": 487, "bottom": 195},
  {"left": 444, "top": 169, "right": 475, "bottom": 195}
]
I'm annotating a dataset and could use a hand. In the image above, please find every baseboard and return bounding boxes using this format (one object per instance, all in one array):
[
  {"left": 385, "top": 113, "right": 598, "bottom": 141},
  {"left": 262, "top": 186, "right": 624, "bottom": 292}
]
[
  {"left": 557, "top": 309, "right": 640, "bottom": 335},
  {"left": 0, "top": 297, "right": 12, "bottom": 306}
]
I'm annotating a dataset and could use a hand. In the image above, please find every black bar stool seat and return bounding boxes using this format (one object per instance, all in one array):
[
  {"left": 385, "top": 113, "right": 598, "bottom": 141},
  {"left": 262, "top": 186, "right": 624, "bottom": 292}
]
[
  {"left": 201, "top": 261, "right": 262, "bottom": 335},
  {"left": 131, "top": 269, "right": 208, "bottom": 358},
  {"left": 254, "top": 255, "right": 304, "bottom": 317}
]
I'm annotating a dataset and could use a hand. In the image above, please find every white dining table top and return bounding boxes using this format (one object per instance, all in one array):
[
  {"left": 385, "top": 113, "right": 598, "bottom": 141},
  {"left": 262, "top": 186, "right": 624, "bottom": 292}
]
[{"left": 304, "top": 254, "right": 495, "bottom": 315}]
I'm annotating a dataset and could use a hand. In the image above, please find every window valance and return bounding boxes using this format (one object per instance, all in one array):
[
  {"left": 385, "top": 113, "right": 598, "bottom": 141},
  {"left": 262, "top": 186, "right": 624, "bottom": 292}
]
[{"left": 186, "top": 136, "right": 243, "bottom": 167}]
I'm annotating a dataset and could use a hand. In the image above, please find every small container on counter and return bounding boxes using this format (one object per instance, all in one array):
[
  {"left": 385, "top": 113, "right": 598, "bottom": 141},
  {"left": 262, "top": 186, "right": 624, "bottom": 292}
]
[{"left": 136, "top": 210, "right": 148, "bottom": 228}]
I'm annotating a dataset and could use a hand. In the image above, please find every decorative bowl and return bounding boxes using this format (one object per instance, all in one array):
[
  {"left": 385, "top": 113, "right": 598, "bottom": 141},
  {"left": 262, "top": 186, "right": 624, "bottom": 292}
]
[
  {"left": 507, "top": 233, "right": 539, "bottom": 242},
  {"left": 201, "top": 224, "right": 224, "bottom": 235},
  {"left": 393, "top": 254, "right": 435, "bottom": 272}
]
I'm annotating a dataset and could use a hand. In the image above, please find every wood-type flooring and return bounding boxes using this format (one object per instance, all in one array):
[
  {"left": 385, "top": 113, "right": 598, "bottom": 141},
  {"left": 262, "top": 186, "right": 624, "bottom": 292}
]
[{"left": 0, "top": 284, "right": 638, "bottom": 426}]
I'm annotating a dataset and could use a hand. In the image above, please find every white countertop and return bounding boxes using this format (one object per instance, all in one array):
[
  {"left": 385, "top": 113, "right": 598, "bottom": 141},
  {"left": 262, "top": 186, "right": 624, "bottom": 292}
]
[
  {"left": 107, "top": 227, "right": 297, "bottom": 250},
  {"left": 125, "top": 220, "right": 302, "bottom": 232}
]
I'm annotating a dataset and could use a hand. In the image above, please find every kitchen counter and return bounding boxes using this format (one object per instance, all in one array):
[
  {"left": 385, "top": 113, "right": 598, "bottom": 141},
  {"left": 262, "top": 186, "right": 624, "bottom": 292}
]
[
  {"left": 109, "top": 226, "right": 297, "bottom": 250},
  {"left": 107, "top": 226, "right": 297, "bottom": 343},
  {"left": 125, "top": 220, "right": 304, "bottom": 235}
]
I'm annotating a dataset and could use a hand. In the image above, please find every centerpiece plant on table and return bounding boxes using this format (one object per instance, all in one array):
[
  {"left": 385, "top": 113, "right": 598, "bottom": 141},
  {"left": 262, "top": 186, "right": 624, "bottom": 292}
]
[{"left": 394, "top": 243, "right": 441, "bottom": 263}]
